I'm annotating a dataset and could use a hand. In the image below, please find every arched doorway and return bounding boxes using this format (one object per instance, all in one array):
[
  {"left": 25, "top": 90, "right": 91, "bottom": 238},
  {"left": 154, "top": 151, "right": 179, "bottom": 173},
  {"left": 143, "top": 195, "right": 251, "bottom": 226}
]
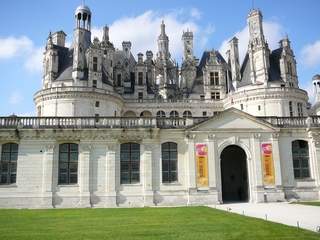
[{"left": 220, "top": 145, "right": 249, "bottom": 203}]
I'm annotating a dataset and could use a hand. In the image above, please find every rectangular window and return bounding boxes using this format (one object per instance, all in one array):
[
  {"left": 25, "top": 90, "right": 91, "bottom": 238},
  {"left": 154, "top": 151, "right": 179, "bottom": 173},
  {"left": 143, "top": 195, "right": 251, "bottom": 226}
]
[
  {"left": 210, "top": 72, "right": 219, "bottom": 85},
  {"left": 211, "top": 92, "right": 220, "bottom": 100},
  {"left": 93, "top": 57, "right": 98, "bottom": 72},
  {"left": 95, "top": 101, "right": 100, "bottom": 108},
  {"left": 297, "top": 102, "right": 303, "bottom": 117},
  {"left": 58, "top": 143, "right": 78, "bottom": 185},
  {"left": 138, "top": 92, "right": 143, "bottom": 100},
  {"left": 117, "top": 74, "right": 121, "bottom": 86},
  {"left": 93, "top": 80, "right": 97, "bottom": 88},
  {"left": 292, "top": 140, "right": 310, "bottom": 179},
  {"left": 138, "top": 72, "right": 143, "bottom": 85},
  {"left": 121, "top": 143, "right": 140, "bottom": 184},
  {"left": 202, "top": 111, "right": 207, "bottom": 117},
  {"left": 95, "top": 113, "right": 99, "bottom": 123},
  {"left": 258, "top": 105, "right": 261, "bottom": 111},
  {"left": 162, "top": 142, "right": 178, "bottom": 183},
  {"left": 200, "top": 95, "right": 205, "bottom": 101},
  {"left": 289, "top": 101, "right": 293, "bottom": 117},
  {"left": 0, "top": 143, "right": 18, "bottom": 185},
  {"left": 240, "top": 104, "right": 244, "bottom": 110}
]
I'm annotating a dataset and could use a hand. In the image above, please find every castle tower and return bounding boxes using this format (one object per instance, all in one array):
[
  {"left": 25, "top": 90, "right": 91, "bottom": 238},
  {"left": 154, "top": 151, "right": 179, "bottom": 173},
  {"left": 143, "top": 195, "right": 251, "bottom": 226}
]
[
  {"left": 182, "top": 30, "right": 193, "bottom": 61},
  {"left": 157, "top": 21, "right": 170, "bottom": 60},
  {"left": 228, "top": 37, "right": 240, "bottom": 88},
  {"left": 313, "top": 75, "right": 320, "bottom": 103},
  {"left": 43, "top": 32, "right": 59, "bottom": 88},
  {"left": 247, "top": 9, "right": 270, "bottom": 85},
  {"left": 279, "top": 36, "right": 298, "bottom": 87},
  {"left": 72, "top": 5, "right": 92, "bottom": 81}
]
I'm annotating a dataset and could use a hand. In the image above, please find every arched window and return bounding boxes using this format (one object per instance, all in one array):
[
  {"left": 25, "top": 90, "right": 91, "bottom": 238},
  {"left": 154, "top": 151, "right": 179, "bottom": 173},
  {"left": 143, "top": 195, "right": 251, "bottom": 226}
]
[
  {"left": 161, "top": 142, "right": 178, "bottom": 183},
  {"left": 170, "top": 111, "right": 179, "bottom": 118},
  {"left": 156, "top": 110, "right": 166, "bottom": 118},
  {"left": 292, "top": 140, "right": 310, "bottom": 179},
  {"left": 120, "top": 143, "right": 140, "bottom": 184},
  {"left": 0, "top": 143, "right": 18, "bottom": 185},
  {"left": 58, "top": 143, "right": 78, "bottom": 184},
  {"left": 183, "top": 111, "right": 192, "bottom": 118}
]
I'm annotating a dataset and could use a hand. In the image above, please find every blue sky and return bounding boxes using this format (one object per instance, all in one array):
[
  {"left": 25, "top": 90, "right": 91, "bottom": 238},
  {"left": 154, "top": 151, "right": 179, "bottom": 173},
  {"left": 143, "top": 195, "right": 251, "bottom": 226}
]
[{"left": 0, "top": 0, "right": 319, "bottom": 115}]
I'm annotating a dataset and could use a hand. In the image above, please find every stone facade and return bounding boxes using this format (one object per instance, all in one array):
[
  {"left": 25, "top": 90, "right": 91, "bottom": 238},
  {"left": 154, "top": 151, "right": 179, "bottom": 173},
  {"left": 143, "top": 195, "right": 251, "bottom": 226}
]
[{"left": 0, "top": 5, "right": 320, "bottom": 208}]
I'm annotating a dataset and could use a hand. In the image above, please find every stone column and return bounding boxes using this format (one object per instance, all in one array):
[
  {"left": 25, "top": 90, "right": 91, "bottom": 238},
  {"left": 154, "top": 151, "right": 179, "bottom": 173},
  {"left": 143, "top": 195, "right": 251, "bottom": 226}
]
[
  {"left": 271, "top": 133, "right": 282, "bottom": 187},
  {"left": 79, "top": 143, "right": 92, "bottom": 207},
  {"left": 41, "top": 144, "right": 55, "bottom": 208},
  {"left": 142, "top": 142, "right": 154, "bottom": 206},
  {"left": 105, "top": 142, "right": 117, "bottom": 207},
  {"left": 207, "top": 134, "right": 216, "bottom": 190},
  {"left": 186, "top": 134, "right": 196, "bottom": 204},
  {"left": 251, "top": 134, "right": 263, "bottom": 202},
  {"left": 309, "top": 132, "right": 320, "bottom": 187}
]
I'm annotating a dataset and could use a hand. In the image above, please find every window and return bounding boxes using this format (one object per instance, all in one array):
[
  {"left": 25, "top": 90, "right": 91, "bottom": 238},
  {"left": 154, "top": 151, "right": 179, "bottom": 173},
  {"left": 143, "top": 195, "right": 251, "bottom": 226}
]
[
  {"left": 95, "top": 114, "right": 99, "bottom": 123},
  {"left": 200, "top": 95, "right": 205, "bottom": 101},
  {"left": 210, "top": 72, "right": 219, "bottom": 85},
  {"left": 183, "top": 111, "right": 192, "bottom": 118},
  {"left": 138, "top": 72, "right": 143, "bottom": 85},
  {"left": 117, "top": 74, "right": 121, "bottom": 86},
  {"left": 93, "top": 80, "right": 97, "bottom": 88},
  {"left": 213, "top": 111, "right": 219, "bottom": 116},
  {"left": 292, "top": 140, "right": 310, "bottom": 179},
  {"left": 258, "top": 105, "right": 261, "bottom": 111},
  {"left": 203, "top": 111, "right": 207, "bottom": 117},
  {"left": 297, "top": 103, "right": 303, "bottom": 117},
  {"left": 156, "top": 111, "right": 166, "bottom": 118},
  {"left": 138, "top": 92, "right": 143, "bottom": 100},
  {"left": 58, "top": 143, "right": 78, "bottom": 184},
  {"left": 95, "top": 101, "right": 100, "bottom": 108},
  {"left": 170, "top": 111, "right": 179, "bottom": 118},
  {"left": 289, "top": 101, "right": 293, "bottom": 117},
  {"left": 162, "top": 142, "right": 178, "bottom": 183},
  {"left": 211, "top": 92, "right": 220, "bottom": 100},
  {"left": 93, "top": 57, "right": 98, "bottom": 72},
  {"left": 240, "top": 104, "right": 244, "bottom": 110},
  {"left": 37, "top": 106, "right": 41, "bottom": 117},
  {"left": 0, "top": 143, "right": 18, "bottom": 185},
  {"left": 120, "top": 143, "right": 140, "bottom": 184}
]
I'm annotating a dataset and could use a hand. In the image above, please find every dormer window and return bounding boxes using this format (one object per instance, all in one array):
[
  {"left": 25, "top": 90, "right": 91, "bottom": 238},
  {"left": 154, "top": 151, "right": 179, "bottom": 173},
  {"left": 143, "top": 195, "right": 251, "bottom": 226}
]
[
  {"left": 93, "top": 57, "right": 98, "bottom": 72},
  {"left": 138, "top": 72, "right": 143, "bottom": 85},
  {"left": 210, "top": 72, "right": 219, "bottom": 85}
]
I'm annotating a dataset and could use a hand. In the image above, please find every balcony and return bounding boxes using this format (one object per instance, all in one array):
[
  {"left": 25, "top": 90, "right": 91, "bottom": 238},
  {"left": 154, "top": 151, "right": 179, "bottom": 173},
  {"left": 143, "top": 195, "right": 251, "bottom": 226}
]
[{"left": 0, "top": 116, "right": 319, "bottom": 129}]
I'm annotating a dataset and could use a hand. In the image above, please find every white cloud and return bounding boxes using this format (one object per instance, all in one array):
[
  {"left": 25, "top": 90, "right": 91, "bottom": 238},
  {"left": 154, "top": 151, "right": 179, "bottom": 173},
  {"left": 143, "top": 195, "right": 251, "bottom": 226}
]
[
  {"left": 92, "top": 9, "right": 214, "bottom": 62},
  {"left": 0, "top": 36, "right": 33, "bottom": 59},
  {"left": 219, "top": 21, "right": 284, "bottom": 63},
  {"left": 24, "top": 47, "right": 44, "bottom": 73},
  {"left": 301, "top": 40, "right": 320, "bottom": 68},
  {"left": 0, "top": 36, "right": 43, "bottom": 73},
  {"left": 9, "top": 91, "right": 23, "bottom": 105},
  {"left": 190, "top": 8, "right": 201, "bottom": 20}
]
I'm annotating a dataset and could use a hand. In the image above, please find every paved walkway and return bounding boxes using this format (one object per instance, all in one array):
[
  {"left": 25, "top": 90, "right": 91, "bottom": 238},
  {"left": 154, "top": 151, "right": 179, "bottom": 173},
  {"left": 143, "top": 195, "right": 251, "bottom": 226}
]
[{"left": 209, "top": 202, "right": 320, "bottom": 232}]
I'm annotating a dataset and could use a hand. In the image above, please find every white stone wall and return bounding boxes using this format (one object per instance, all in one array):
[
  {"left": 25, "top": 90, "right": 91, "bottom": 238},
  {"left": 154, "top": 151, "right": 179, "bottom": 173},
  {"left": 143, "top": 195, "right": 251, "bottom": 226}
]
[{"left": 0, "top": 121, "right": 319, "bottom": 208}]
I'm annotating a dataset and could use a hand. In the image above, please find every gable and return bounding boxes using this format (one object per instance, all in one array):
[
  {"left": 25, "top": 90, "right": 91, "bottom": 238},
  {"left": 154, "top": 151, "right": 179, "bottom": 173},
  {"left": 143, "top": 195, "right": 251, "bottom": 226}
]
[{"left": 190, "top": 109, "right": 276, "bottom": 132}]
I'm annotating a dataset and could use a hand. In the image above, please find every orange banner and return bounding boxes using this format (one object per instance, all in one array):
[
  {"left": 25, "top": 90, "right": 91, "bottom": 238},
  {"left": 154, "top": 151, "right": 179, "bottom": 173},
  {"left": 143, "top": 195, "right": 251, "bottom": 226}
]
[
  {"left": 196, "top": 143, "right": 209, "bottom": 187},
  {"left": 261, "top": 143, "right": 275, "bottom": 186}
]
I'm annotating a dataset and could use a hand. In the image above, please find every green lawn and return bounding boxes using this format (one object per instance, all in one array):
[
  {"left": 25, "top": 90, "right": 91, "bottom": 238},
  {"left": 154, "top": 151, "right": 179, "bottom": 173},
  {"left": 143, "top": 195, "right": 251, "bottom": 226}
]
[
  {"left": 0, "top": 207, "right": 319, "bottom": 240},
  {"left": 293, "top": 201, "right": 320, "bottom": 207}
]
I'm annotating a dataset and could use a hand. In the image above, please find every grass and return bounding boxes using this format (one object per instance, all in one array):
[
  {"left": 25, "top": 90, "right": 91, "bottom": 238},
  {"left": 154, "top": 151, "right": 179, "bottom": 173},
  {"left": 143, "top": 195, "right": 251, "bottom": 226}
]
[
  {"left": 0, "top": 207, "right": 319, "bottom": 240},
  {"left": 293, "top": 201, "right": 320, "bottom": 207}
]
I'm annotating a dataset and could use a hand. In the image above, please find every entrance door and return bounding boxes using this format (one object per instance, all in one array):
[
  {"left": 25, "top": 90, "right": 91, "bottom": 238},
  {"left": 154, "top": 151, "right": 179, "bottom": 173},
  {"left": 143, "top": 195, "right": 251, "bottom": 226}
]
[{"left": 221, "top": 145, "right": 249, "bottom": 202}]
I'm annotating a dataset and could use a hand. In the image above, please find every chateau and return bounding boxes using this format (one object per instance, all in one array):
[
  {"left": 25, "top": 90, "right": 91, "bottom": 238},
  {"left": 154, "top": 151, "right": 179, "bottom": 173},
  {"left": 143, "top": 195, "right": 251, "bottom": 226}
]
[{"left": 0, "top": 5, "right": 320, "bottom": 208}]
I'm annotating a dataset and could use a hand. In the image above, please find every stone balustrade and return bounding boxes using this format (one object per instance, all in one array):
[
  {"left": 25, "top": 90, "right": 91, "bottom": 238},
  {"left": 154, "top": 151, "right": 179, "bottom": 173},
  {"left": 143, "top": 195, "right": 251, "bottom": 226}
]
[{"left": 0, "top": 116, "right": 319, "bottom": 129}]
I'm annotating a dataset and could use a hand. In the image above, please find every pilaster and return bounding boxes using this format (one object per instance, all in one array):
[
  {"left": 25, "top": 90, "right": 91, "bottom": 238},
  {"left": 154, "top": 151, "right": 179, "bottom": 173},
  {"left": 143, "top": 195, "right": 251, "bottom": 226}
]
[
  {"left": 41, "top": 144, "right": 55, "bottom": 208},
  {"left": 79, "top": 143, "right": 92, "bottom": 207}
]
